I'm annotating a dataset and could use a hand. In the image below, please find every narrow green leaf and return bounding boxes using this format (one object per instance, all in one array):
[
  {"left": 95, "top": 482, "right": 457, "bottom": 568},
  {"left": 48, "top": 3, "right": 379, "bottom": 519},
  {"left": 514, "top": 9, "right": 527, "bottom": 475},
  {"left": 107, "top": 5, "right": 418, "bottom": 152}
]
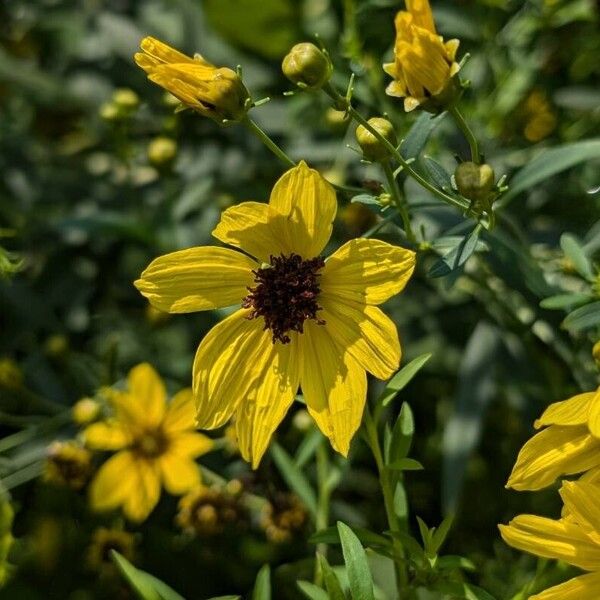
[
  {"left": 110, "top": 551, "right": 162, "bottom": 600},
  {"left": 351, "top": 194, "right": 380, "bottom": 206},
  {"left": 429, "top": 227, "right": 482, "bottom": 278},
  {"left": 296, "top": 581, "right": 329, "bottom": 600},
  {"left": 560, "top": 233, "right": 595, "bottom": 281},
  {"left": 388, "top": 402, "right": 415, "bottom": 462},
  {"left": 386, "top": 458, "right": 424, "bottom": 471},
  {"left": 416, "top": 517, "right": 433, "bottom": 554},
  {"left": 563, "top": 301, "right": 600, "bottom": 332},
  {"left": 435, "top": 555, "right": 476, "bottom": 571},
  {"left": 400, "top": 111, "right": 446, "bottom": 159},
  {"left": 540, "top": 293, "right": 593, "bottom": 310},
  {"left": 270, "top": 443, "right": 317, "bottom": 520},
  {"left": 393, "top": 482, "right": 409, "bottom": 524},
  {"left": 423, "top": 156, "right": 453, "bottom": 190},
  {"left": 431, "top": 514, "right": 455, "bottom": 554},
  {"left": 295, "top": 428, "right": 324, "bottom": 469},
  {"left": 337, "top": 522, "right": 375, "bottom": 600},
  {"left": 309, "top": 526, "right": 391, "bottom": 549},
  {"left": 379, "top": 354, "right": 432, "bottom": 407},
  {"left": 317, "top": 554, "right": 345, "bottom": 600},
  {"left": 251, "top": 565, "right": 271, "bottom": 600}
]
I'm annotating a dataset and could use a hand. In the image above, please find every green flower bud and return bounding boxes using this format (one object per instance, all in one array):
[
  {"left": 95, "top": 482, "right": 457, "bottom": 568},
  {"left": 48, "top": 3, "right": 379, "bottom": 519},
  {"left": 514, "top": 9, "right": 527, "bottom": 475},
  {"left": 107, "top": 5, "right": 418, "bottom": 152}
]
[
  {"left": 282, "top": 43, "right": 332, "bottom": 90},
  {"left": 112, "top": 88, "right": 140, "bottom": 111},
  {"left": 455, "top": 161, "right": 495, "bottom": 209},
  {"left": 148, "top": 137, "right": 177, "bottom": 167},
  {"left": 355, "top": 117, "right": 397, "bottom": 162}
]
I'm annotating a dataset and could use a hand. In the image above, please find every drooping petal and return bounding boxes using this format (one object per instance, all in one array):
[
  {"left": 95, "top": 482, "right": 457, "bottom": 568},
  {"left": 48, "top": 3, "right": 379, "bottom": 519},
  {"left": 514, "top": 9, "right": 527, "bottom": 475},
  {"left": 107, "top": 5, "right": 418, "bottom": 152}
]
[
  {"left": 560, "top": 481, "right": 600, "bottom": 544},
  {"left": 268, "top": 162, "right": 337, "bottom": 258},
  {"left": 125, "top": 363, "right": 167, "bottom": 427},
  {"left": 586, "top": 389, "right": 600, "bottom": 439},
  {"left": 321, "top": 238, "right": 415, "bottom": 305},
  {"left": 122, "top": 459, "right": 162, "bottom": 523},
  {"left": 320, "top": 297, "right": 400, "bottom": 380},
  {"left": 530, "top": 572, "right": 600, "bottom": 600},
  {"left": 83, "top": 421, "right": 131, "bottom": 451},
  {"left": 534, "top": 391, "right": 596, "bottom": 429},
  {"left": 506, "top": 425, "right": 600, "bottom": 491},
  {"left": 159, "top": 452, "right": 201, "bottom": 495},
  {"left": 169, "top": 432, "right": 214, "bottom": 458},
  {"left": 300, "top": 321, "right": 367, "bottom": 456},
  {"left": 89, "top": 451, "right": 138, "bottom": 512},
  {"left": 235, "top": 335, "right": 301, "bottom": 468},
  {"left": 499, "top": 515, "right": 600, "bottom": 571},
  {"left": 193, "top": 308, "right": 273, "bottom": 429},
  {"left": 212, "top": 202, "right": 286, "bottom": 262},
  {"left": 135, "top": 247, "right": 256, "bottom": 313},
  {"left": 163, "top": 388, "right": 195, "bottom": 432}
]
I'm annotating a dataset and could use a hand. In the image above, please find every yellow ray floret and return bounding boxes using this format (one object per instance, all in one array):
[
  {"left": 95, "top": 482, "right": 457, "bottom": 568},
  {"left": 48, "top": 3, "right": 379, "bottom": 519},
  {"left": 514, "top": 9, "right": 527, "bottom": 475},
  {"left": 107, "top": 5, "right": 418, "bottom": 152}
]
[
  {"left": 84, "top": 363, "right": 214, "bottom": 522},
  {"left": 135, "top": 162, "right": 416, "bottom": 467}
]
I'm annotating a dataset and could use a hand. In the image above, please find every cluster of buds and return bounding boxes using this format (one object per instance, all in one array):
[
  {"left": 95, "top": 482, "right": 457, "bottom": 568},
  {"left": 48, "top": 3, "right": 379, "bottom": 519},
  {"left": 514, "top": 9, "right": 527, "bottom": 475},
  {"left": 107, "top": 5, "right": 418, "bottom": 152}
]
[
  {"left": 259, "top": 493, "right": 307, "bottom": 544},
  {"left": 100, "top": 88, "right": 140, "bottom": 122}
]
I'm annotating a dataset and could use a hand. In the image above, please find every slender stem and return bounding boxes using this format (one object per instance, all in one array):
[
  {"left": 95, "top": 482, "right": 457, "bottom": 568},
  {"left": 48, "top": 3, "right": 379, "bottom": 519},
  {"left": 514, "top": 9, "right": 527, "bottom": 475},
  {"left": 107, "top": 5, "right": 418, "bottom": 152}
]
[
  {"left": 314, "top": 441, "right": 331, "bottom": 585},
  {"left": 243, "top": 116, "right": 296, "bottom": 168},
  {"left": 363, "top": 405, "right": 408, "bottom": 596},
  {"left": 382, "top": 160, "right": 416, "bottom": 243},
  {"left": 449, "top": 105, "right": 480, "bottom": 164}
]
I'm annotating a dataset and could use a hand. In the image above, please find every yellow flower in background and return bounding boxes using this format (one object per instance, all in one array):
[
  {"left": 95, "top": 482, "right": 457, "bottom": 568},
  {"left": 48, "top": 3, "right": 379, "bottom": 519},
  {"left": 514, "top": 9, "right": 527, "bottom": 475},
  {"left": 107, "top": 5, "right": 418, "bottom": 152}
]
[
  {"left": 135, "top": 162, "right": 415, "bottom": 467},
  {"left": 383, "top": 0, "right": 460, "bottom": 112},
  {"left": 507, "top": 387, "right": 600, "bottom": 491},
  {"left": 44, "top": 440, "right": 92, "bottom": 490},
  {"left": 84, "top": 363, "right": 214, "bottom": 522},
  {"left": 134, "top": 37, "right": 250, "bottom": 123},
  {"left": 500, "top": 480, "right": 600, "bottom": 599},
  {"left": 86, "top": 527, "right": 135, "bottom": 576}
]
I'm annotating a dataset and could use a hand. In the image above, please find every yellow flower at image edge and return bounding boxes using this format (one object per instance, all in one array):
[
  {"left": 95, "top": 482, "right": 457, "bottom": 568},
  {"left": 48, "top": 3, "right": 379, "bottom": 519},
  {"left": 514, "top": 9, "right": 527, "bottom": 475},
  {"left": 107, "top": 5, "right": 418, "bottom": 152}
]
[
  {"left": 84, "top": 363, "right": 214, "bottom": 522},
  {"left": 384, "top": 0, "right": 460, "bottom": 111},
  {"left": 506, "top": 387, "right": 600, "bottom": 491},
  {"left": 500, "top": 480, "right": 600, "bottom": 599},
  {"left": 135, "top": 162, "right": 416, "bottom": 467},
  {"left": 134, "top": 37, "right": 250, "bottom": 123}
]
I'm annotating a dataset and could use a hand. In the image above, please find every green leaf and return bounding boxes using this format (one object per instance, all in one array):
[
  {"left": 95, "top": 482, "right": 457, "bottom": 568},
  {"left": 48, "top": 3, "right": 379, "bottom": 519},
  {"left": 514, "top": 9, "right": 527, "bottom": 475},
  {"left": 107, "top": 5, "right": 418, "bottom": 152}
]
[
  {"left": 423, "top": 157, "right": 453, "bottom": 191},
  {"left": 295, "top": 428, "right": 324, "bottom": 469},
  {"left": 317, "top": 554, "right": 345, "bottom": 600},
  {"left": 430, "top": 514, "right": 455, "bottom": 554},
  {"left": 251, "top": 565, "right": 271, "bottom": 600},
  {"left": 296, "top": 581, "right": 328, "bottom": 600},
  {"left": 561, "top": 233, "right": 595, "bottom": 281},
  {"left": 270, "top": 443, "right": 317, "bottom": 520},
  {"left": 351, "top": 194, "right": 380, "bottom": 206},
  {"left": 429, "top": 226, "right": 482, "bottom": 278},
  {"left": 337, "top": 522, "right": 375, "bottom": 600},
  {"left": 435, "top": 555, "right": 476, "bottom": 571},
  {"left": 562, "top": 301, "right": 600, "bottom": 332},
  {"left": 378, "top": 354, "right": 432, "bottom": 407},
  {"left": 431, "top": 581, "right": 497, "bottom": 600},
  {"left": 540, "top": 293, "right": 594, "bottom": 310},
  {"left": 416, "top": 517, "right": 433, "bottom": 553},
  {"left": 388, "top": 402, "right": 415, "bottom": 462},
  {"left": 309, "top": 526, "right": 391, "bottom": 549},
  {"left": 393, "top": 482, "right": 409, "bottom": 524},
  {"left": 401, "top": 112, "right": 447, "bottom": 159},
  {"left": 500, "top": 139, "right": 600, "bottom": 205},
  {"left": 385, "top": 458, "right": 423, "bottom": 471}
]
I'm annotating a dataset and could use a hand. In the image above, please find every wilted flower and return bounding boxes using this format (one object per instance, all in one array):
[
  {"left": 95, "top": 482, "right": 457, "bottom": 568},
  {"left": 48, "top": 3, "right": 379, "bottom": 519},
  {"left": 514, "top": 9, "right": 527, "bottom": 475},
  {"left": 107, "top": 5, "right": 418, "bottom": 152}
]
[
  {"left": 384, "top": 0, "right": 460, "bottom": 112},
  {"left": 134, "top": 37, "right": 250, "bottom": 124},
  {"left": 44, "top": 440, "right": 92, "bottom": 491},
  {"left": 84, "top": 363, "right": 214, "bottom": 522},
  {"left": 260, "top": 493, "right": 307, "bottom": 544}
]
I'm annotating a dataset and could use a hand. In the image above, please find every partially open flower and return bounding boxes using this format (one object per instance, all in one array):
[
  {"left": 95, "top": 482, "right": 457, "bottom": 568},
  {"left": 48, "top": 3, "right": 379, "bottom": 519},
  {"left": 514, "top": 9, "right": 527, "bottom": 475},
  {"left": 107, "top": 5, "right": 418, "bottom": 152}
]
[
  {"left": 282, "top": 43, "right": 332, "bottom": 90},
  {"left": 384, "top": 0, "right": 460, "bottom": 112},
  {"left": 134, "top": 37, "right": 250, "bottom": 124}
]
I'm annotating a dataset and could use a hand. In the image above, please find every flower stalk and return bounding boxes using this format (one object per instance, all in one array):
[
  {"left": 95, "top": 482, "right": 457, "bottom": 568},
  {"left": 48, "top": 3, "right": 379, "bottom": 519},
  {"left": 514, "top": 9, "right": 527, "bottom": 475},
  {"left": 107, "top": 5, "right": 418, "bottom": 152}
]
[{"left": 382, "top": 160, "right": 416, "bottom": 244}]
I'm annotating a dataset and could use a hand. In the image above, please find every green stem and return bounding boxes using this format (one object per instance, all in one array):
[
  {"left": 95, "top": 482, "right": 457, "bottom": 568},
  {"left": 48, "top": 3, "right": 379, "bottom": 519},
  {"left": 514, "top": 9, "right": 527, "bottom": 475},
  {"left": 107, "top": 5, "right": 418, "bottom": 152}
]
[
  {"left": 449, "top": 105, "right": 480, "bottom": 164},
  {"left": 363, "top": 405, "right": 408, "bottom": 596},
  {"left": 382, "top": 160, "right": 416, "bottom": 243},
  {"left": 243, "top": 116, "right": 296, "bottom": 168},
  {"left": 314, "top": 441, "right": 331, "bottom": 585}
]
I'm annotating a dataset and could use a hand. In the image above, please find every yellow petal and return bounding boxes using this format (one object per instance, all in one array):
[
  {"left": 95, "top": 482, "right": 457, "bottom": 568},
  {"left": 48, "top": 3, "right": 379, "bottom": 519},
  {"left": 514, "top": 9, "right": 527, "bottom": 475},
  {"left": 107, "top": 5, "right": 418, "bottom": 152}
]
[
  {"left": 122, "top": 459, "right": 162, "bottom": 522},
  {"left": 499, "top": 515, "right": 600, "bottom": 571},
  {"left": 212, "top": 201, "right": 285, "bottom": 262},
  {"left": 587, "top": 389, "right": 600, "bottom": 438},
  {"left": 268, "top": 162, "right": 337, "bottom": 258},
  {"left": 560, "top": 481, "right": 600, "bottom": 544},
  {"left": 193, "top": 309, "right": 273, "bottom": 429},
  {"left": 163, "top": 388, "right": 195, "bottom": 432},
  {"left": 321, "top": 238, "right": 415, "bottom": 305},
  {"left": 300, "top": 322, "right": 367, "bottom": 456},
  {"left": 126, "top": 363, "right": 167, "bottom": 427},
  {"left": 159, "top": 452, "right": 200, "bottom": 495},
  {"left": 506, "top": 425, "right": 600, "bottom": 491},
  {"left": 135, "top": 247, "right": 255, "bottom": 313},
  {"left": 83, "top": 421, "right": 130, "bottom": 450},
  {"left": 534, "top": 391, "right": 596, "bottom": 429},
  {"left": 169, "top": 432, "right": 214, "bottom": 458},
  {"left": 137, "top": 37, "right": 199, "bottom": 68},
  {"left": 406, "top": 0, "right": 436, "bottom": 33},
  {"left": 89, "top": 451, "right": 137, "bottom": 512},
  {"left": 235, "top": 335, "right": 301, "bottom": 468},
  {"left": 320, "top": 298, "right": 400, "bottom": 380},
  {"left": 530, "top": 572, "right": 600, "bottom": 600}
]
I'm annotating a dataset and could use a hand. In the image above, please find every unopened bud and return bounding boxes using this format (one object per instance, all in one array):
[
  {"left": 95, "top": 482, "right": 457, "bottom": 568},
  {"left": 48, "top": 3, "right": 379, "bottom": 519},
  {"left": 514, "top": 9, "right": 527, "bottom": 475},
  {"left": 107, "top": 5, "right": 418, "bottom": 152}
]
[
  {"left": 455, "top": 162, "right": 495, "bottom": 209},
  {"left": 593, "top": 341, "right": 600, "bottom": 368},
  {"left": 355, "top": 117, "right": 397, "bottom": 162},
  {"left": 282, "top": 43, "right": 332, "bottom": 90},
  {"left": 148, "top": 137, "right": 177, "bottom": 168},
  {"left": 72, "top": 397, "right": 101, "bottom": 425}
]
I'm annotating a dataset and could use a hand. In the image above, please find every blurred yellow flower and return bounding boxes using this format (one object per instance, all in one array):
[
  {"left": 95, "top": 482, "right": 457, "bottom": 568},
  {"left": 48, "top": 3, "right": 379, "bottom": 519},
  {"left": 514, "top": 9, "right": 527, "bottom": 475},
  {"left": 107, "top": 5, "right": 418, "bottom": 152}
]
[
  {"left": 507, "top": 387, "right": 600, "bottom": 491},
  {"left": 44, "top": 440, "right": 92, "bottom": 490},
  {"left": 500, "top": 480, "right": 600, "bottom": 599},
  {"left": 135, "top": 162, "right": 415, "bottom": 467},
  {"left": 86, "top": 527, "right": 135, "bottom": 576},
  {"left": 84, "top": 363, "right": 214, "bottom": 522},
  {"left": 384, "top": 0, "right": 460, "bottom": 111},
  {"left": 134, "top": 37, "right": 250, "bottom": 124},
  {"left": 522, "top": 90, "right": 557, "bottom": 143}
]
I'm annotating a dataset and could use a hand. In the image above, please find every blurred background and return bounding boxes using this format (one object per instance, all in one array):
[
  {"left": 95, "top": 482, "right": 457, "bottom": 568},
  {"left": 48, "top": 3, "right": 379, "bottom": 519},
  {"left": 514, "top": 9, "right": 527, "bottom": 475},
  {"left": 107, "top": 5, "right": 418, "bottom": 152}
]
[{"left": 0, "top": 0, "right": 599, "bottom": 597}]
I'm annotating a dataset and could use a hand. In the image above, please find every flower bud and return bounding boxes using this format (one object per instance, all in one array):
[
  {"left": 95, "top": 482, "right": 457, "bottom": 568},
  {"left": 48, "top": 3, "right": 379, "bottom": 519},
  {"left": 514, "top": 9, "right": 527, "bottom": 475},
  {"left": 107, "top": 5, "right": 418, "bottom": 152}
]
[
  {"left": 355, "top": 117, "right": 397, "bottom": 162},
  {"left": 147, "top": 137, "right": 177, "bottom": 168},
  {"left": 112, "top": 88, "right": 139, "bottom": 112},
  {"left": 282, "top": 43, "right": 332, "bottom": 90},
  {"left": 593, "top": 341, "right": 600, "bottom": 368},
  {"left": 72, "top": 397, "right": 101, "bottom": 425},
  {"left": 455, "top": 162, "right": 495, "bottom": 210}
]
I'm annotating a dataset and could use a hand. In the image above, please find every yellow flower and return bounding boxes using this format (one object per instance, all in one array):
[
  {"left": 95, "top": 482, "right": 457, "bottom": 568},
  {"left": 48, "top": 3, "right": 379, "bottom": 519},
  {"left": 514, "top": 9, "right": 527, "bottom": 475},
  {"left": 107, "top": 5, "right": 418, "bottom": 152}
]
[
  {"left": 44, "top": 440, "right": 93, "bottom": 490},
  {"left": 135, "top": 162, "right": 416, "bottom": 467},
  {"left": 499, "top": 480, "right": 600, "bottom": 599},
  {"left": 507, "top": 387, "right": 600, "bottom": 491},
  {"left": 134, "top": 37, "right": 250, "bottom": 123},
  {"left": 383, "top": 0, "right": 460, "bottom": 112},
  {"left": 84, "top": 363, "right": 214, "bottom": 522},
  {"left": 86, "top": 527, "right": 135, "bottom": 576}
]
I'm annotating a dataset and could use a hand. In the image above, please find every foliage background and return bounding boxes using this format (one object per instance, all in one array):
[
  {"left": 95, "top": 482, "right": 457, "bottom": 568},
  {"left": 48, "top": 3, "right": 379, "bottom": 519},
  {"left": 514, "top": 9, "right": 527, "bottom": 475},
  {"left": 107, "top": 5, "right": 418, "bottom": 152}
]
[{"left": 0, "top": 0, "right": 599, "bottom": 598}]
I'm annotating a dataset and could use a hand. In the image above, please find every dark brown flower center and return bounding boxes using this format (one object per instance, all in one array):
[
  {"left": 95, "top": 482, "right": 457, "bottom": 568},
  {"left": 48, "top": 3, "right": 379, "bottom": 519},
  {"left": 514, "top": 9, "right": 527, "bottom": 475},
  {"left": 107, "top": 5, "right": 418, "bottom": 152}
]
[
  {"left": 242, "top": 253, "right": 325, "bottom": 344},
  {"left": 133, "top": 429, "right": 168, "bottom": 458}
]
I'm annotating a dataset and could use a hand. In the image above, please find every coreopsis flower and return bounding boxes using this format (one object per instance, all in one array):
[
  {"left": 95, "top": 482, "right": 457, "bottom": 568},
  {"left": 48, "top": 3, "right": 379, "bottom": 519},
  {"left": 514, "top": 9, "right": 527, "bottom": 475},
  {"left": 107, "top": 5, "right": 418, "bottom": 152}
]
[
  {"left": 135, "top": 162, "right": 415, "bottom": 467},
  {"left": 260, "top": 493, "right": 307, "bottom": 544},
  {"left": 384, "top": 0, "right": 460, "bottom": 112},
  {"left": 134, "top": 37, "right": 250, "bottom": 124},
  {"left": 500, "top": 480, "right": 600, "bottom": 599},
  {"left": 44, "top": 440, "right": 92, "bottom": 491},
  {"left": 507, "top": 387, "right": 600, "bottom": 491},
  {"left": 86, "top": 527, "right": 135, "bottom": 576},
  {"left": 84, "top": 363, "right": 214, "bottom": 522}
]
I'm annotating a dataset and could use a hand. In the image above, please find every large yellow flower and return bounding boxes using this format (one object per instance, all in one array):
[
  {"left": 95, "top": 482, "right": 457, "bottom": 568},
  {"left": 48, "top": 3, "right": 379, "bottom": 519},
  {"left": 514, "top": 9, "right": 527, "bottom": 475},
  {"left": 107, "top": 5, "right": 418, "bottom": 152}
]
[
  {"left": 500, "top": 480, "right": 600, "bottom": 599},
  {"left": 135, "top": 162, "right": 416, "bottom": 467},
  {"left": 84, "top": 363, "right": 214, "bottom": 522},
  {"left": 383, "top": 0, "right": 460, "bottom": 112},
  {"left": 134, "top": 37, "right": 250, "bottom": 123},
  {"left": 507, "top": 387, "right": 600, "bottom": 491}
]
